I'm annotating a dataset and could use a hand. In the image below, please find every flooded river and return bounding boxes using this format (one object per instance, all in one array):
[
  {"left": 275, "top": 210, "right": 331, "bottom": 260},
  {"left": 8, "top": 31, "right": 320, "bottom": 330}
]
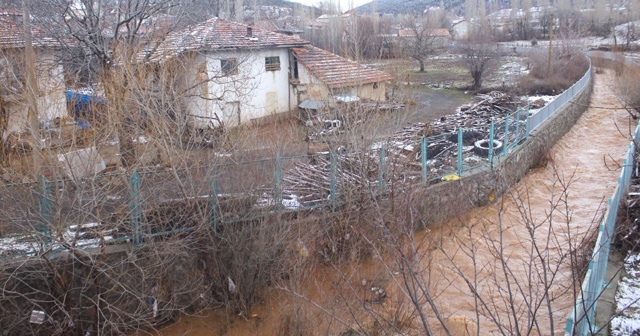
[
  {"left": 424, "top": 69, "right": 633, "bottom": 335},
  {"left": 148, "top": 69, "right": 632, "bottom": 335}
]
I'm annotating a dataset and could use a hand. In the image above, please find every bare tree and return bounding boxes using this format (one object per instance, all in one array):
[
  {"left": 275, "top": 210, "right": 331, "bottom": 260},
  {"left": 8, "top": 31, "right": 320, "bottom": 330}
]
[
  {"left": 456, "top": 36, "right": 496, "bottom": 90},
  {"left": 402, "top": 13, "right": 447, "bottom": 72}
]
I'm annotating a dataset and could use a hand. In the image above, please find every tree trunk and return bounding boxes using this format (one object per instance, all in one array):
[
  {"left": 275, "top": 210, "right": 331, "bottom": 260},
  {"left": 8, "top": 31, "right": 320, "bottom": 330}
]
[
  {"left": 419, "top": 59, "right": 425, "bottom": 72},
  {"left": 472, "top": 71, "right": 482, "bottom": 89}
]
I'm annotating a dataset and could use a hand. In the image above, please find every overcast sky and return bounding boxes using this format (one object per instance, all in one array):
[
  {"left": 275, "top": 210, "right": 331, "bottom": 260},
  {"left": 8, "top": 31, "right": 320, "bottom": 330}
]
[{"left": 288, "top": 0, "right": 372, "bottom": 12}]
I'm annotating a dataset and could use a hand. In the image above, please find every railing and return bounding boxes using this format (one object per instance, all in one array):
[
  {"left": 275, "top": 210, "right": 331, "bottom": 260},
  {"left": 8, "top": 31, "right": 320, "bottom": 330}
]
[
  {"left": 564, "top": 120, "right": 640, "bottom": 335},
  {"left": 529, "top": 62, "right": 592, "bottom": 132}
]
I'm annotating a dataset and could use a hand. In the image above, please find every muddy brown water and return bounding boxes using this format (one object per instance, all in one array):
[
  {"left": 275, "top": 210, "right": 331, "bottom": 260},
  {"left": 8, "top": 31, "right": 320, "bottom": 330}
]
[
  {"left": 424, "top": 69, "right": 633, "bottom": 335},
  {"left": 147, "top": 70, "right": 632, "bottom": 335}
]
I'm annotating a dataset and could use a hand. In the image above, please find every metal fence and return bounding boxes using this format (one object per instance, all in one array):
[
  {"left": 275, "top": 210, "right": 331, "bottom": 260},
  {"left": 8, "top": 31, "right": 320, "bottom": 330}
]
[
  {"left": 1, "top": 59, "right": 595, "bottom": 281},
  {"left": 0, "top": 106, "right": 529, "bottom": 258},
  {"left": 564, "top": 120, "right": 640, "bottom": 335},
  {"left": 529, "top": 63, "right": 592, "bottom": 132}
]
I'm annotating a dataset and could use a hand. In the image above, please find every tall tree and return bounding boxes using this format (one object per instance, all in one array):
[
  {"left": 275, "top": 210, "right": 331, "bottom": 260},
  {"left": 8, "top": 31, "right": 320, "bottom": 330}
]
[
  {"left": 457, "top": 36, "right": 496, "bottom": 89},
  {"left": 403, "top": 13, "right": 447, "bottom": 72}
]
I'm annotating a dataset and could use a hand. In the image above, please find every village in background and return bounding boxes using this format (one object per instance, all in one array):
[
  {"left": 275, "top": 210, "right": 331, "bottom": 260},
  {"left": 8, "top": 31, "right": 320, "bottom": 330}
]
[
  {"left": 1, "top": 0, "right": 637, "bottom": 180},
  {"left": 1, "top": 0, "right": 640, "bottom": 335}
]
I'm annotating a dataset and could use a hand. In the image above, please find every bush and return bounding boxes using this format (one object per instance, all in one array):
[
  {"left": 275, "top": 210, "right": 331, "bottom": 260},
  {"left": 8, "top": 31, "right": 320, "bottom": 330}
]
[
  {"left": 531, "top": 38, "right": 538, "bottom": 46},
  {"left": 517, "top": 46, "right": 589, "bottom": 95},
  {"left": 615, "top": 63, "right": 640, "bottom": 113}
]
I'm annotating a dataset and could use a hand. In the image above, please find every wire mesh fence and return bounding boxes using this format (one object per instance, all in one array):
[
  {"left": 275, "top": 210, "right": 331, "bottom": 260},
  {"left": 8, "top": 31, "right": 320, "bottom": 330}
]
[
  {"left": 0, "top": 63, "right": 593, "bottom": 270},
  {"left": 564, "top": 119, "right": 640, "bottom": 336}
]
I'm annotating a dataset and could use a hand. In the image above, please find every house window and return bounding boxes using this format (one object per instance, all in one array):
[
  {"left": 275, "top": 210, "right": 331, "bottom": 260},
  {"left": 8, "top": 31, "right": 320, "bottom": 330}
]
[
  {"left": 220, "top": 58, "right": 238, "bottom": 76},
  {"left": 292, "top": 56, "right": 299, "bottom": 79},
  {"left": 373, "top": 82, "right": 379, "bottom": 89},
  {"left": 265, "top": 56, "right": 280, "bottom": 71}
]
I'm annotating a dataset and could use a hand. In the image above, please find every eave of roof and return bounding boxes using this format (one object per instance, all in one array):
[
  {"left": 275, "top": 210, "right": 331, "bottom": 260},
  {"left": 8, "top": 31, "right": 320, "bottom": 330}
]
[
  {"left": 145, "top": 17, "right": 309, "bottom": 62},
  {"left": 0, "top": 10, "right": 63, "bottom": 49},
  {"left": 293, "top": 46, "right": 394, "bottom": 89}
]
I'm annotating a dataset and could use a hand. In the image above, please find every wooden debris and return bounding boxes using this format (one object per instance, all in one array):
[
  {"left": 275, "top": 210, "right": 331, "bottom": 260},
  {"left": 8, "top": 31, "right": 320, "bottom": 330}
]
[{"left": 273, "top": 91, "right": 520, "bottom": 209}]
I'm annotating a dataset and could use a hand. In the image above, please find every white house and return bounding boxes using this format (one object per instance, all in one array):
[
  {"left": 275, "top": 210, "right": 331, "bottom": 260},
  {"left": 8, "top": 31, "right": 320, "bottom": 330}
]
[
  {"left": 451, "top": 18, "right": 468, "bottom": 40},
  {"left": 148, "top": 18, "right": 308, "bottom": 128},
  {"left": 148, "top": 18, "right": 393, "bottom": 129},
  {"left": 0, "top": 9, "right": 67, "bottom": 136}
]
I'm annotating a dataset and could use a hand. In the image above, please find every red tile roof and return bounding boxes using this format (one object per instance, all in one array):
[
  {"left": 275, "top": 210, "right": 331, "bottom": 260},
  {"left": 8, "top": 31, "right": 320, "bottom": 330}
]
[
  {"left": 0, "top": 10, "right": 62, "bottom": 48},
  {"left": 146, "top": 17, "right": 308, "bottom": 61},
  {"left": 292, "top": 46, "right": 393, "bottom": 89}
]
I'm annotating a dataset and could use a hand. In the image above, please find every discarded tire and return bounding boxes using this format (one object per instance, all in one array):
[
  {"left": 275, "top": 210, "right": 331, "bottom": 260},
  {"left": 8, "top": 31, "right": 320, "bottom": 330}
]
[
  {"left": 448, "top": 130, "right": 483, "bottom": 146},
  {"left": 473, "top": 139, "right": 503, "bottom": 157}
]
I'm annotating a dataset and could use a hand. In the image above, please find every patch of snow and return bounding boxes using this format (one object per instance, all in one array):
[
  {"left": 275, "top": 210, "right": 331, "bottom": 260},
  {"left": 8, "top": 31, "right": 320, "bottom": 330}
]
[
  {"left": 282, "top": 194, "right": 301, "bottom": 209},
  {"left": 371, "top": 142, "right": 384, "bottom": 150},
  {"left": 132, "top": 135, "right": 148, "bottom": 144},
  {"left": 0, "top": 222, "right": 117, "bottom": 257},
  {"left": 523, "top": 95, "right": 558, "bottom": 103},
  {"left": 611, "top": 252, "right": 640, "bottom": 336}
]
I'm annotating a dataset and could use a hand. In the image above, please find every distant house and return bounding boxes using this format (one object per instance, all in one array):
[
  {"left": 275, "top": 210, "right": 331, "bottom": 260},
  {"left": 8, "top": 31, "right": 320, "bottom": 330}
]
[
  {"left": 291, "top": 45, "right": 393, "bottom": 106},
  {"left": 398, "top": 28, "right": 452, "bottom": 48},
  {"left": 0, "top": 9, "right": 66, "bottom": 136},
  {"left": 451, "top": 18, "right": 468, "bottom": 40},
  {"left": 148, "top": 18, "right": 393, "bottom": 129},
  {"left": 485, "top": 7, "right": 546, "bottom": 37},
  {"left": 254, "top": 19, "right": 304, "bottom": 38}
]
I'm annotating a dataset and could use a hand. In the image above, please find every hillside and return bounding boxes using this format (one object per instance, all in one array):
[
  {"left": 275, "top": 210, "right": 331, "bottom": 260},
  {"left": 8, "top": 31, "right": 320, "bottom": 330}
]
[{"left": 354, "top": 0, "right": 465, "bottom": 14}]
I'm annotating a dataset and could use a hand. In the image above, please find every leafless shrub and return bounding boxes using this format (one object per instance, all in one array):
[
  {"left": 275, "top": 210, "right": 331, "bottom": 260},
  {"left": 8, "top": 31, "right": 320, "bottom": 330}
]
[
  {"left": 614, "top": 63, "right": 640, "bottom": 114},
  {"left": 517, "top": 47, "right": 589, "bottom": 95}
]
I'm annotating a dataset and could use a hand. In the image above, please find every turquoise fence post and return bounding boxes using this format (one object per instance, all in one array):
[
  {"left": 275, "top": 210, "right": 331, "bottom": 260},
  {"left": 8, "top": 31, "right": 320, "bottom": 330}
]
[
  {"left": 209, "top": 162, "right": 219, "bottom": 232},
  {"left": 457, "top": 128, "right": 463, "bottom": 176},
  {"left": 330, "top": 151, "right": 337, "bottom": 209},
  {"left": 525, "top": 104, "right": 531, "bottom": 138},
  {"left": 489, "top": 121, "right": 495, "bottom": 166},
  {"left": 130, "top": 171, "right": 141, "bottom": 245},
  {"left": 515, "top": 108, "right": 521, "bottom": 143},
  {"left": 39, "top": 176, "right": 52, "bottom": 245},
  {"left": 503, "top": 115, "right": 510, "bottom": 155},
  {"left": 275, "top": 153, "right": 282, "bottom": 208},
  {"left": 421, "top": 137, "right": 427, "bottom": 184},
  {"left": 378, "top": 145, "right": 386, "bottom": 194}
]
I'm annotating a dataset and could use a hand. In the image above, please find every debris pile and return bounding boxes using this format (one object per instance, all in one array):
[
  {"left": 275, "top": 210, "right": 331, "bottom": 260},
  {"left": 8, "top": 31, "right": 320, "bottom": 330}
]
[
  {"left": 431, "top": 91, "right": 516, "bottom": 134},
  {"left": 281, "top": 154, "right": 380, "bottom": 208},
  {"left": 273, "top": 91, "right": 527, "bottom": 209}
]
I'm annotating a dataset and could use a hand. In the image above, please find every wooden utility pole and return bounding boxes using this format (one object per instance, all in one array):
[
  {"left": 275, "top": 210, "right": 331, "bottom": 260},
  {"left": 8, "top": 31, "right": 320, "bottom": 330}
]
[
  {"left": 547, "top": 14, "right": 553, "bottom": 79},
  {"left": 22, "top": 0, "right": 42, "bottom": 172}
]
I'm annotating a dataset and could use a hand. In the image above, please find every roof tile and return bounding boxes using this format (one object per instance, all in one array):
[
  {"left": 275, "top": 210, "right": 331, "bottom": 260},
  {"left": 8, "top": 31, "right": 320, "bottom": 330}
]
[
  {"left": 0, "top": 10, "right": 61, "bottom": 48},
  {"left": 293, "top": 46, "right": 393, "bottom": 89},
  {"left": 146, "top": 17, "right": 308, "bottom": 62}
]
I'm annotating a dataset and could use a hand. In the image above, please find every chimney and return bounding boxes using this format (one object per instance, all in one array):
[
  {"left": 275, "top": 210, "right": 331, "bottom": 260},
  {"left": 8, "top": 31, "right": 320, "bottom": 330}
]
[{"left": 246, "top": 26, "right": 252, "bottom": 37}]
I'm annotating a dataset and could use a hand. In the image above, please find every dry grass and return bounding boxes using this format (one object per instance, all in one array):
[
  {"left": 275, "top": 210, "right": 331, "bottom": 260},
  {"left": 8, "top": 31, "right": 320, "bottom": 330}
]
[
  {"left": 614, "top": 62, "right": 640, "bottom": 114},
  {"left": 517, "top": 47, "right": 590, "bottom": 95}
]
